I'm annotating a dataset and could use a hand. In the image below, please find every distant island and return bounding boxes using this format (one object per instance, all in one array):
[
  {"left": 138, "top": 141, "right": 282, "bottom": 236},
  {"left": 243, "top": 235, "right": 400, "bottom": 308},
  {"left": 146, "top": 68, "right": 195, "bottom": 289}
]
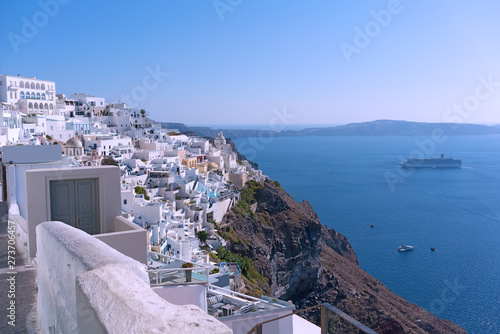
[{"left": 162, "top": 119, "right": 500, "bottom": 139}]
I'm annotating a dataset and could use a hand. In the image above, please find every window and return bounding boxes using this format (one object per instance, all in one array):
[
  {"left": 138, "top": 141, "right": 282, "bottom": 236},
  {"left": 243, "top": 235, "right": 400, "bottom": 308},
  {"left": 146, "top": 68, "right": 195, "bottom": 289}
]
[
  {"left": 20, "top": 81, "right": 24, "bottom": 88},
  {"left": 30, "top": 129, "right": 34, "bottom": 133},
  {"left": 41, "top": 93, "right": 46, "bottom": 100},
  {"left": 20, "top": 92, "right": 25, "bottom": 99},
  {"left": 9, "top": 92, "right": 12, "bottom": 98},
  {"left": 124, "top": 199, "right": 127, "bottom": 205},
  {"left": 41, "top": 83, "right": 45, "bottom": 90},
  {"left": 30, "top": 82, "right": 35, "bottom": 89},
  {"left": 36, "top": 83, "right": 40, "bottom": 89},
  {"left": 36, "top": 93, "right": 40, "bottom": 99},
  {"left": 31, "top": 92, "right": 35, "bottom": 99}
]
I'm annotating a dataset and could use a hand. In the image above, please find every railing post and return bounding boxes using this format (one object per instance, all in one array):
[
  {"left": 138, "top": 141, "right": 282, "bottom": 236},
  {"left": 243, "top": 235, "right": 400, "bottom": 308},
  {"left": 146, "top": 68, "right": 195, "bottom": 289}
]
[
  {"left": 256, "top": 323, "right": 263, "bottom": 334},
  {"left": 321, "top": 304, "right": 327, "bottom": 334}
]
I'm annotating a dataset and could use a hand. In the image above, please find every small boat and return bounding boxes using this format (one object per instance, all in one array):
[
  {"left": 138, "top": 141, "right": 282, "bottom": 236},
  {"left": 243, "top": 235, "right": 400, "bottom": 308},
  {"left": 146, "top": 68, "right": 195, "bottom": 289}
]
[
  {"left": 397, "top": 245, "right": 414, "bottom": 252},
  {"left": 431, "top": 247, "right": 435, "bottom": 251}
]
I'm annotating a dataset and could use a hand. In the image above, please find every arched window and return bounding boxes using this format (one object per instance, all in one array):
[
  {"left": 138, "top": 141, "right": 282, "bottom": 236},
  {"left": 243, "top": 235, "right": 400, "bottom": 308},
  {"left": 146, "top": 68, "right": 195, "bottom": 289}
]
[
  {"left": 41, "top": 93, "right": 46, "bottom": 100},
  {"left": 36, "top": 83, "right": 40, "bottom": 89},
  {"left": 30, "top": 82, "right": 35, "bottom": 89},
  {"left": 28, "top": 102, "right": 33, "bottom": 109},
  {"left": 44, "top": 103, "right": 48, "bottom": 109},
  {"left": 49, "top": 104, "right": 53, "bottom": 110},
  {"left": 31, "top": 92, "right": 35, "bottom": 99},
  {"left": 20, "top": 82, "right": 24, "bottom": 88},
  {"left": 36, "top": 93, "right": 41, "bottom": 99},
  {"left": 25, "top": 81, "right": 29, "bottom": 88},
  {"left": 41, "top": 83, "right": 45, "bottom": 90},
  {"left": 35, "top": 103, "right": 39, "bottom": 109},
  {"left": 20, "top": 91, "right": 25, "bottom": 99}
]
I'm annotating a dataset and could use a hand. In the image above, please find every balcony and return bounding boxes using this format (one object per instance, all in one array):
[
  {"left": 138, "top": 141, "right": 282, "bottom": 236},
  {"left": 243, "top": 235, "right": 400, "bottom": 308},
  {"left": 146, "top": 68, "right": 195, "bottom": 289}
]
[
  {"left": 148, "top": 251, "right": 210, "bottom": 286},
  {"left": 207, "top": 285, "right": 294, "bottom": 319}
]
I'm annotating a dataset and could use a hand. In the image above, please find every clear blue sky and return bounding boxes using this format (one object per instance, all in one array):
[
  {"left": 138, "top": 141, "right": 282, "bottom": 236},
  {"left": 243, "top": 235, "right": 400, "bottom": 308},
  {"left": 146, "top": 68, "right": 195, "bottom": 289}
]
[{"left": 1, "top": 0, "right": 500, "bottom": 126}]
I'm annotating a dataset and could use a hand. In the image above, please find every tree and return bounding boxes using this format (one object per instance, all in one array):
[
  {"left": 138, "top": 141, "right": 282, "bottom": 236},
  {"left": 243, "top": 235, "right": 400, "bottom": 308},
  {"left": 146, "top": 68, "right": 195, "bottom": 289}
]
[
  {"left": 140, "top": 109, "right": 147, "bottom": 118},
  {"left": 196, "top": 230, "right": 209, "bottom": 243},
  {"left": 102, "top": 156, "right": 119, "bottom": 166}
]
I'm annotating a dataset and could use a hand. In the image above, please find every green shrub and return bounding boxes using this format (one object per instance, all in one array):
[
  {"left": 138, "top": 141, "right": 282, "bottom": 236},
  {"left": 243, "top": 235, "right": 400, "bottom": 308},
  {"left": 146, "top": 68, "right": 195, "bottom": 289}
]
[
  {"left": 217, "top": 248, "right": 266, "bottom": 285},
  {"left": 134, "top": 186, "right": 150, "bottom": 200}
]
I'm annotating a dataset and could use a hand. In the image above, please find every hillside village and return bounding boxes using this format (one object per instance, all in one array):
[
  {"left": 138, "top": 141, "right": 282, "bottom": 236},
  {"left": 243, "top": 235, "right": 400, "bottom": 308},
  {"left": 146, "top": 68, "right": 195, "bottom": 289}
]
[
  {"left": 0, "top": 73, "right": 328, "bottom": 333},
  {"left": 0, "top": 73, "right": 272, "bottom": 275}
]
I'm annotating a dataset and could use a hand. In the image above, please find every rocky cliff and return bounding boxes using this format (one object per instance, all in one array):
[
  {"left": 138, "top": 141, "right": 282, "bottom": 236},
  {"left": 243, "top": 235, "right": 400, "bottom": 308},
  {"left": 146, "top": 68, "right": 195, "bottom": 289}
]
[{"left": 219, "top": 179, "right": 466, "bottom": 334}]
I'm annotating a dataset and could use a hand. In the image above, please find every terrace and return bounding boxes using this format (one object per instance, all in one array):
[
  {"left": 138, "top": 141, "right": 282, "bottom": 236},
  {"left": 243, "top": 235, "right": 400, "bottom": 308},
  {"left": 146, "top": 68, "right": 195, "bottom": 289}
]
[
  {"left": 206, "top": 286, "right": 295, "bottom": 319},
  {"left": 148, "top": 251, "right": 211, "bottom": 286}
]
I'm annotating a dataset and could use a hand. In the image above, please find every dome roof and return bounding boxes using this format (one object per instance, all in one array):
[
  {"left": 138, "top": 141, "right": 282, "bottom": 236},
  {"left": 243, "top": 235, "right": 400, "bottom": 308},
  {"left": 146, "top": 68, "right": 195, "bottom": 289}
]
[
  {"left": 65, "top": 137, "right": 83, "bottom": 148},
  {"left": 216, "top": 131, "right": 225, "bottom": 140}
]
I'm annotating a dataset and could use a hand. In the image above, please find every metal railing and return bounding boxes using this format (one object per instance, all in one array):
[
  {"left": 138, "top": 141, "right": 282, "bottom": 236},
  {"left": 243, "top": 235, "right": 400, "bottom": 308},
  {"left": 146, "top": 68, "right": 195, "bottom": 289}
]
[
  {"left": 246, "top": 303, "right": 378, "bottom": 334},
  {"left": 149, "top": 267, "right": 210, "bottom": 286},
  {"left": 148, "top": 251, "right": 210, "bottom": 286}
]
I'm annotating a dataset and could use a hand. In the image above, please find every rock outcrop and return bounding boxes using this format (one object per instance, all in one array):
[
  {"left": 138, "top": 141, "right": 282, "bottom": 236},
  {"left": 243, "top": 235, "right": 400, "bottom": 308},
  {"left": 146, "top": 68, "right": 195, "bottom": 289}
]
[{"left": 219, "top": 179, "right": 466, "bottom": 333}]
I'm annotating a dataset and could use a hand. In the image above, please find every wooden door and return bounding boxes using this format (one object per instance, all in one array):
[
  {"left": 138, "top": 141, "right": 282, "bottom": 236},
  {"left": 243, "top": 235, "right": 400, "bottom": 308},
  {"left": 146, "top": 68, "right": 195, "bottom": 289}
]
[{"left": 50, "top": 178, "right": 100, "bottom": 234}]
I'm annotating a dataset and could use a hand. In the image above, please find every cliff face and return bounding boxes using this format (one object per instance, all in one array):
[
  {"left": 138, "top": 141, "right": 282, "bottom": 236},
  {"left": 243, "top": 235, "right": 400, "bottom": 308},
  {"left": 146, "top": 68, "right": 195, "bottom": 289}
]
[{"left": 220, "top": 180, "right": 466, "bottom": 334}]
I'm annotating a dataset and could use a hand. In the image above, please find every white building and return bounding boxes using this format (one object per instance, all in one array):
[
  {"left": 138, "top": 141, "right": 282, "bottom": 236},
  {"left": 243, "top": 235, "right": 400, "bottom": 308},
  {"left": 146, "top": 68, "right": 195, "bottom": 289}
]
[
  {"left": 70, "top": 93, "right": 106, "bottom": 108},
  {"left": 82, "top": 134, "right": 132, "bottom": 156},
  {"left": 0, "top": 74, "right": 57, "bottom": 114}
]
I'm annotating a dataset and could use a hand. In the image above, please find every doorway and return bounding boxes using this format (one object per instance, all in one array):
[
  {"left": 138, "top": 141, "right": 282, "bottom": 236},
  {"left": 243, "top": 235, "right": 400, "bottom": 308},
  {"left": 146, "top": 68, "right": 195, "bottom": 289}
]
[{"left": 49, "top": 178, "right": 100, "bottom": 234}]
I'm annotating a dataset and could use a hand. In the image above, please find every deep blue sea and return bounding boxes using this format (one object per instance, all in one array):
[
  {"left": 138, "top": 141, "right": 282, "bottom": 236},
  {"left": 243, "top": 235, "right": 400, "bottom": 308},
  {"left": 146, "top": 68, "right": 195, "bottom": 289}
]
[{"left": 235, "top": 135, "right": 500, "bottom": 334}]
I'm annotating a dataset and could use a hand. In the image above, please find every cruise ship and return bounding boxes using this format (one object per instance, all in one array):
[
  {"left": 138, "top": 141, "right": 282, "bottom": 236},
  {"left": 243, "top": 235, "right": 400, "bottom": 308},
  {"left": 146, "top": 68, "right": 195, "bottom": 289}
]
[{"left": 399, "top": 154, "right": 462, "bottom": 168}]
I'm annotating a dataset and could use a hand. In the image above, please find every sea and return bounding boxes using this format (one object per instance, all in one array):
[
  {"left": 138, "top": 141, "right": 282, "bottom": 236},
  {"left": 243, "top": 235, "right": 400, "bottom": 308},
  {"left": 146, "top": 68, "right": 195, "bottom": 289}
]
[{"left": 234, "top": 135, "right": 500, "bottom": 334}]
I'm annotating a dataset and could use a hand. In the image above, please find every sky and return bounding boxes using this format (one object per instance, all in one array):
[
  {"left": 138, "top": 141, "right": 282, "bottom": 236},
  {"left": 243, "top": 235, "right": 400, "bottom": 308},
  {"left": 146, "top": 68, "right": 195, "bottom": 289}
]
[{"left": 1, "top": 0, "right": 500, "bottom": 126}]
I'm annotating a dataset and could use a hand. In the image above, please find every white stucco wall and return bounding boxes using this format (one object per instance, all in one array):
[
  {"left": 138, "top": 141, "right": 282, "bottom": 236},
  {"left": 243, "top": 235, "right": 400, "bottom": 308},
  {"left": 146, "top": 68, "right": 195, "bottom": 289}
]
[
  {"left": 220, "top": 310, "right": 293, "bottom": 334},
  {"left": 36, "top": 221, "right": 232, "bottom": 334},
  {"left": 211, "top": 197, "right": 233, "bottom": 223},
  {"left": 94, "top": 229, "right": 147, "bottom": 264},
  {"left": 153, "top": 285, "right": 207, "bottom": 311},
  {"left": 24, "top": 166, "right": 121, "bottom": 258}
]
